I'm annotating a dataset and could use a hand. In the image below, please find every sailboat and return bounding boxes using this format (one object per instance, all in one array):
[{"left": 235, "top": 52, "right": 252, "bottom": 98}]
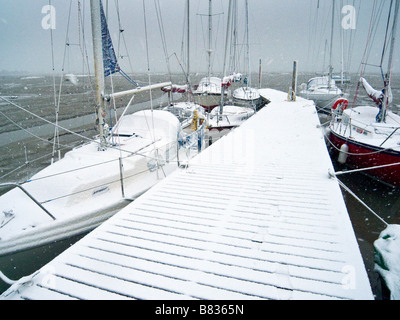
[
  {"left": 161, "top": 0, "right": 205, "bottom": 129},
  {"left": 231, "top": 0, "right": 264, "bottom": 111},
  {"left": 0, "top": 0, "right": 190, "bottom": 256},
  {"left": 192, "top": 0, "right": 224, "bottom": 112},
  {"left": 328, "top": 0, "right": 400, "bottom": 186},
  {"left": 299, "top": 0, "right": 343, "bottom": 112},
  {"left": 207, "top": 0, "right": 255, "bottom": 131}
]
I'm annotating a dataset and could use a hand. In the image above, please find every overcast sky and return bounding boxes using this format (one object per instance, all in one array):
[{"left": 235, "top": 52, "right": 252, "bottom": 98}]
[{"left": 0, "top": 0, "right": 399, "bottom": 76}]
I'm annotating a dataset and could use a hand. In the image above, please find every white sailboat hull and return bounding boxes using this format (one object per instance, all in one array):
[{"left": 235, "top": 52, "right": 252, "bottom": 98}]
[
  {"left": 233, "top": 87, "right": 265, "bottom": 110},
  {"left": 299, "top": 77, "right": 343, "bottom": 111},
  {"left": 193, "top": 77, "right": 224, "bottom": 111},
  {"left": 0, "top": 110, "right": 184, "bottom": 256}
]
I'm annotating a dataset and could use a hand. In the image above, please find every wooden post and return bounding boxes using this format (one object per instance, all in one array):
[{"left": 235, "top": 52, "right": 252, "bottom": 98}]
[{"left": 289, "top": 60, "right": 298, "bottom": 101}]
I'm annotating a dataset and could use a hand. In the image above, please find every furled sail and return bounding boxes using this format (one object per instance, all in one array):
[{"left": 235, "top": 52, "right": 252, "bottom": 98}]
[
  {"left": 100, "top": 1, "right": 119, "bottom": 77},
  {"left": 161, "top": 84, "right": 189, "bottom": 94},
  {"left": 100, "top": 1, "right": 137, "bottom": 86},
  {"left": 360, "top": 77, "right": 393, "bottom": 107}
]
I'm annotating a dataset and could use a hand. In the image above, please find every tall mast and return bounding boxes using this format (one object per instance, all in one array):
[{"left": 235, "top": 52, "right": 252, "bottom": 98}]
[
  {"left": 90, "top": 0, "right": 107, "bottom": 149},
  {"left": 207, "top": 0, "right": 213, "bottom": 79},
  {"left": 386, "top": 0, "right": 399, "bottom": 79},
  {"left": 221, "top": 0, "right": 232, "bottom": 82},
  {"left": 381, "top": 0, "right": 400, "bottom": 122},
  {"left": 231, "top": 0, "right": 238, "bottom": 73},
  {"left": 186, "top": 0, "right": 191, "bottom": 99},
  {"left": 219, "top": 0, "right": 233, "bottom": 114},
  {"left": 245, "top": 0, "right": 251, "bottom": 89},
  {"left": 328, "top": 0, "right": 335, "bottom": 88},
  {"left": 340, "top": 3, "right": 344, "bottom": 85}
]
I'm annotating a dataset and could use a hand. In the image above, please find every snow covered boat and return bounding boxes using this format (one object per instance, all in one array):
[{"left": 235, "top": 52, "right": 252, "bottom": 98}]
[
  {"left": 329, "top": 105, "right": 400, "bottom": 186},
  {"left": 192, "top": 1, "right": 224, "bottom": 112},
  {"left": 0, "top": 110, "right": 184, "bottom": 256},
  {"left": 328, "top": 0, "right": 400, "bottom": 186},
  {"left": 299, "top": 2, "right": 344, "bottom": 112},
  {"left": 208, "top": 105, "right": 255, "bottom": 131},
  {"left": 332, "top": 73, "right": 351, "bottom": 84},
  {"left": 374, "top": 224, "right": 400, "bottom": 300},
  {"left": 160, "top": 86, "right": 205, "bottom": 129},
  {"left": 232, "top": 86, "right": 264, "bottom": 110},
  {"left": 163, "top": 101, "right": 205, "bottom": 129},
  {"left": 300, "top": 76, "right": 343, "bottom": 111},
  {"left": 193, "top": 77, "right": 224, "bottom": 111},
  {"left": 0, "top": 0, "right": 197, "bottom": 256}
]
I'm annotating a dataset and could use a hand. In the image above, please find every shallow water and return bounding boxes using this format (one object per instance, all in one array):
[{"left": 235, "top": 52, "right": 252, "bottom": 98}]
[{"left": 0, "top": 72, "right": 399, "bottom": 298}]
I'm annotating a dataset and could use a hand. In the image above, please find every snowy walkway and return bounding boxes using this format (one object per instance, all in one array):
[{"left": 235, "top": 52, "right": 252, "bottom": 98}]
[{"left": 1, "top": 89, "right": 373, "bottom": 300}]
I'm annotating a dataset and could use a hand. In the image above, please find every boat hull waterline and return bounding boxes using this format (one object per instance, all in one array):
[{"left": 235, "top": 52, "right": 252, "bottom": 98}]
[{"left": 329, "top": 130, "right": 400, "bottom": 186}]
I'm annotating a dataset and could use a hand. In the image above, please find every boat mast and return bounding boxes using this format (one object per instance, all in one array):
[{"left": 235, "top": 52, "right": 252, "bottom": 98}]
[
  {"left": 328, "top": 0, "right": 335, "bottom": 88},
  {"left": 245, "top": 0, "right": 251, "bottom": 89},
  {"left": 219, "top": 0, "right": 233, "bottom": 115},
  {"left": 207, "top": 0, "right": 213, "bottom": 80},
  {"left": 229, "top": 0, "right": 238, "bottom": 74},
  {"left": 186, "top": 0, "right": 191, "bottom": 101},
  {"left": 90, "top": 0, "right": 107, "bottom": 149},
  {"left": 340, "top": 5, "right": 344, "bottom": 85},
  {"left": 382, "top": 0, "right": 400, "bottom": 122}
]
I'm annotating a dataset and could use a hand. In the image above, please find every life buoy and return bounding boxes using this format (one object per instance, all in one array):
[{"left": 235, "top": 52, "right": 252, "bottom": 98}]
[{"left": 332, "top": 98, "right": 349, "bottom": 111}]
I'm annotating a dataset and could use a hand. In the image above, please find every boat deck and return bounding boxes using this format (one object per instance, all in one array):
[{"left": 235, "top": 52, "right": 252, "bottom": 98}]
[{"left": 1, "top": 89, "right": 373, "bottom": 300}]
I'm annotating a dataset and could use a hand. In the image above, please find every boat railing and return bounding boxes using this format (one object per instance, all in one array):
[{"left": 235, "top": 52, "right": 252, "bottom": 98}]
[
  {"left": 217, "top": 114, "right": 232, "bottom": 125},
  {"left": 380, "top": 127, "right": 400, "bottom": 147},
  {"left": 181, "top": 123, "right": 205, "bottom": 152},
  {"left": 0, "top": 183, "right": 56, "bottom": 221}
]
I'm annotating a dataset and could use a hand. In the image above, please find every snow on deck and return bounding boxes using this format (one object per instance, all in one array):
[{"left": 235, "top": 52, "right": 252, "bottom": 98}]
[{"left": 1, "top": 89, "right": 373, "bottom": 300}]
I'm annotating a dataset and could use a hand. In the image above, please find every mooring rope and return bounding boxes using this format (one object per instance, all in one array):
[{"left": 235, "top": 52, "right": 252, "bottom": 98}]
[
  {"left": 329, "top": 171, "right": 389, "bottom": 227},
  {"left": 0, "top": 270, "right": 16, "bottom": 285}
]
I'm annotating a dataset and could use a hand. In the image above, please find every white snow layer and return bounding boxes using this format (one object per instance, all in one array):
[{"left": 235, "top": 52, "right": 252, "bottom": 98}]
[{"left": 374, "top": 224, "right": 400, "bottom": 300}]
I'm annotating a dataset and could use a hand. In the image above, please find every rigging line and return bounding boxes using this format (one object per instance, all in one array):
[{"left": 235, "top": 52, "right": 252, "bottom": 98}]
[
  {"left": 154, "top": 0, "right": 172, "bottom": 78},
  {"left": 0, "top": 110, "right": 78, "bottom": 151},
  {"left": 79, "top": 1, "right": 95, "bottom": 93},
  {"left": 0, "top": 96, "right": 96, "bottom": 144},
  {"left": 103, "top": 0, "right": 119, "bottom": 141},
  {"left": 0, "top": 96, "right": 154, "bottom": 157},
  {"left": 26, "top": 139, "right": 173, "bottom": 184},
  {"left": 142, "top": 0, "right": 154, "bottom": 119},
  {"left": 114, "top": 0, "right": 122, "bottom": 59},
  {"left": 142, "top": 0, "right": 165, "bottom": 179},
  {"left": 48, "top": 0, "right": 61, "bottom": 162},
  {"left": 370, "top": 2, "right": 387, "bottom": 69},
  {"left": 61, "top": 0, "right": 74, "bottom": 72},
  {"left": 154, "top": 0, "right": 176, "bottom": 108},
  {"left": 335, "top": 177, "right": 388, "bottom": 227},
  {"left": 353, "top": 0, "right": 379, "bottom": 107},
  {"left": 363, "top": 1, "right": 386, "bottom": 73},
  {"left": 114, "top": 0, "right": 134, "bottom": 76},
  {"left": 0, "top": 139, "right": 85, "bottom": 182},
  {"left": 359, "top": 0, "right": 377, "bottom": 74},
  {"left": 380, "top": 0, "right": 394, "bottom": 68},
  {"left": 335, "top": 161, "right": 400, "bottom": 176},
  {"left": 347, "top": 0, "right": 360, "bottom": 72}
]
